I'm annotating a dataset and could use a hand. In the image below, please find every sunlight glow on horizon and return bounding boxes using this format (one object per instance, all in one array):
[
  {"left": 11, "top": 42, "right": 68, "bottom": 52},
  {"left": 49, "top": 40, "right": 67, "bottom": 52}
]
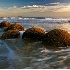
[{"left": 0, "top": 2, "right": 70, "bottom": 18}]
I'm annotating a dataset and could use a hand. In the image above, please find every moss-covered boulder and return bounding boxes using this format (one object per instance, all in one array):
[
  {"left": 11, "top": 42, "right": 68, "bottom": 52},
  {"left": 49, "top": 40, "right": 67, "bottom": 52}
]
[
  {"left": 0, "top": 21, "right": 10, "bottom": 28},
  {"left": 4, "top": 23, "right": 24, "bottom": 31},
  {"left": 22, "top": 27, "right": 46, "bottom": 41},
  {"left": 1, "top": 30, "right": 20, "bottom": 39},
  {"left": 43, "top": 29, "right": 70, "bottom": 47}
]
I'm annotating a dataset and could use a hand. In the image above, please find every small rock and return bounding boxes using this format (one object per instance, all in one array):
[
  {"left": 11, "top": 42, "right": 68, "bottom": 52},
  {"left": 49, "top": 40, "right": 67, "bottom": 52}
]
[
  {"left": 0, "top": 21, "right": 10, "bottom": 28},
  {"left": 4, "top": 23, "right": 25, "bottom": 31}
]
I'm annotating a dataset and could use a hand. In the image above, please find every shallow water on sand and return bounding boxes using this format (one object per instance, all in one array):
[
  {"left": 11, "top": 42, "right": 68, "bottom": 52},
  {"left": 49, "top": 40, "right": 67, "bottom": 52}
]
[{"left": 0, "top": 18, "right": 70, "bottom": 69}]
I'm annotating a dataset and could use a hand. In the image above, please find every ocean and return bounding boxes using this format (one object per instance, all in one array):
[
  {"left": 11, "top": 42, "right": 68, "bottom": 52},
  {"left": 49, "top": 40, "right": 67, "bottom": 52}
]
[{"left": 0, "top": 17, "right": 70, "bottom": 69}]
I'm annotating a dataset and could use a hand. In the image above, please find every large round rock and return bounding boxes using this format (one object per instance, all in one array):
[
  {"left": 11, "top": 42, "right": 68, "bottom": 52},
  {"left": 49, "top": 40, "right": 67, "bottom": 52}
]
[
  {"left": 1, "top": 30, "right": 20, "bottom": 39},
  {"left": 4, "top": 23, "right": 24, "bottom": 31},
  {"left": 43, "top": 29, "right": 70, "bottom": 47},
  {"left": 22, "top": 27, "right": 46, "bottom": 41},
  {"left": 0, "top": 21, "right": 10, "bottom": 28}
]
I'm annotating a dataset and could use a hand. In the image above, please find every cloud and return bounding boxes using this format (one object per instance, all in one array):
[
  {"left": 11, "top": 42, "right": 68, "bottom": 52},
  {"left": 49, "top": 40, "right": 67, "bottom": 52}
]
[
  {"left": 53, "top": 5, "right": 70, "bottom": 12},
  {"left": 19, "top": 3, "right": 70, "bottom": 13},
  {"left": 0, "top": 2, "right": 70, "bottom": 17},
  {"left": 49, "top": 2, "right": 60, "bottom": 5}
]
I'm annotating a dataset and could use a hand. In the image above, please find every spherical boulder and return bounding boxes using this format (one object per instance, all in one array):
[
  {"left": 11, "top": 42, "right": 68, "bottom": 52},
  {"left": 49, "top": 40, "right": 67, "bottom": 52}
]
[
  {"left": 43, "top": 29, "right": 70, "bottom": 47},
  {"left": 4, "top": 23, "right": 24, "bottom": 31},
  {"left": 22, "top": 27, "right": 46, "bottom": 41},
  {"left": 1, "top": 30, "right": 20, "bottom": 39},
  {"left": 0, "top": 21, "right": 10, "bottom": 28}
]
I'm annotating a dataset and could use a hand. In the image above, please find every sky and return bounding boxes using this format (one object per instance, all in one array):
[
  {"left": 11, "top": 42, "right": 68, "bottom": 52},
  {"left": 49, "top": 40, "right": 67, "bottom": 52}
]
[{"left": 0, "top": 0, "right": 70, "bottom": 17}]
